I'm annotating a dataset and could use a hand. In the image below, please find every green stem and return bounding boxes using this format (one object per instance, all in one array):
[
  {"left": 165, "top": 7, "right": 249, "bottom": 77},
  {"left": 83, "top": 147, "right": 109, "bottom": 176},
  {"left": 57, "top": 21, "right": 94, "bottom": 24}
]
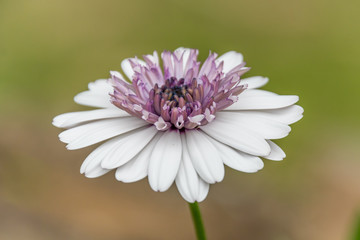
[{"left": 188, "top": 202, "right": 207, "bottom": 240}]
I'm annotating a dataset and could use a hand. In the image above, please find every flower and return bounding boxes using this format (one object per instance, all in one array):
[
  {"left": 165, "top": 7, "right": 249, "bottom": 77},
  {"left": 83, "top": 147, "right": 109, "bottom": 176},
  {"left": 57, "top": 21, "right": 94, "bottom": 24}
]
[{"left": 53, "top": 47, "right": 303, "bottom": 202}]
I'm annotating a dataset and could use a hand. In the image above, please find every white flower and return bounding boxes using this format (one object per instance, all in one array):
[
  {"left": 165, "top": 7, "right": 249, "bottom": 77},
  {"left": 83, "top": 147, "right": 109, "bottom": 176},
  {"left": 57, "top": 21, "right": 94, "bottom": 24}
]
[{"left": 53, "top": 48, "right": 303, "bottom": 202}]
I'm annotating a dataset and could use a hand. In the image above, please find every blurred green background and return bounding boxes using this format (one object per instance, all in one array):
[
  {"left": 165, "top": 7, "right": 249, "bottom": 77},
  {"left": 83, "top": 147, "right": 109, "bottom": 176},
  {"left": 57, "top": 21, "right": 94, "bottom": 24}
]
[{"left": 1, "top": 0, "right": 359, "bottom": 239}]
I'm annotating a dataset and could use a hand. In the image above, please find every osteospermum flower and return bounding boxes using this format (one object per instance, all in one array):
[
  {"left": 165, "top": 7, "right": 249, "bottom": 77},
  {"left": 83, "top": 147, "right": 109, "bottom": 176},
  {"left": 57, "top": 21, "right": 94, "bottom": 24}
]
[{"left": 53, "top": 47, "right": 303, "bottom": 202}]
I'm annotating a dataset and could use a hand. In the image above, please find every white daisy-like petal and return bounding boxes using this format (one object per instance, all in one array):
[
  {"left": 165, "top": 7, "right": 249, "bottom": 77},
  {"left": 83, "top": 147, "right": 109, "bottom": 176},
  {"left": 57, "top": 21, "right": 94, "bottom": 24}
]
[
  {"left": 80, "top": 146, "right": 112, "bottom": 178},
  {"left": 197, "top": 180, "right": 210, "bottom": 202},
  {"left": 101, "top": 126, "right": 157, "bottom": 169},
  {"left": 52, "top": 108, "right": 130, "bottom": 128},
  {"left": 148, "top": 130, "right": 182, "bottom": 192},
  {"left": 88, "top": 79, "right": 113, "bottom": 93},
  {"left": 223, "top": 105, "right": 304, "bottom": 125},
  {"left": 239, "top": 89, "right": 278, "bottom": 97},
  {"left": 80, "top": 136, "right": 123, "bottom": 177},
  {"left": 206, "top": 136, "right": 264, "bottom": 173},
  {"left": 200, "top": 120, "right": 271, "bottom": 156},
  {"left": 115, "top": 133, "right": 162, "bottom": 183},
  {"left": 59, "top": 117, "right": 148, "bottom": 150},
  {"left": 226, "top": 93, "right": 299, "bottom": 110},
  {"left": 216, "top": 51, "right": 244, "bottom": 74},
  {"left": 185, "top": 130, "right": 224, "bottom": 184},
  {"left": 84, "top": 167, "right": 111, "bottom": 178},
  {"left": 216, "top": 112, "right": 291, "bottom": 139},
  {"left": 176, "top": 134, "right": 210, "bottom": 202},
  {"left": 240, "top": 76, "right": 269, "bottom": 89},
  {"left": 264, "top": 140, "right": 286, "bottom": 161},
  {"left": 74, "top": 90, "right": 113, "bottom": 109},
  {"left": 73, "top": 79, "right": 114, "bottom": 108}
]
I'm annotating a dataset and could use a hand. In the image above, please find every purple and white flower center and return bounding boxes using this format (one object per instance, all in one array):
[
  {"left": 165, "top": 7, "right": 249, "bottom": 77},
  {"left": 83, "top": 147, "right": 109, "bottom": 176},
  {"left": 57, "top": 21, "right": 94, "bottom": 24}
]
[
  {"left": 110, "top": 50, "right": 249, "bottom": 131},
  {"left": 150, "top": 77, "right": 211, "bottom": 130}
]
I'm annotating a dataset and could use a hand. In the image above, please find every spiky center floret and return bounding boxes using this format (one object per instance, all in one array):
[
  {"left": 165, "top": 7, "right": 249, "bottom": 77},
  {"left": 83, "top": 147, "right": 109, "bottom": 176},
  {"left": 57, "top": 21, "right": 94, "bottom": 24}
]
[
  {"left": 150, "top": 77, "right": 210, "bottom": 130},
  {"left": 153, "top": 78, "right": 190, "bottom": 110},
  {"left": 110, "top": 49, "right": 249, "bottom": 131}
]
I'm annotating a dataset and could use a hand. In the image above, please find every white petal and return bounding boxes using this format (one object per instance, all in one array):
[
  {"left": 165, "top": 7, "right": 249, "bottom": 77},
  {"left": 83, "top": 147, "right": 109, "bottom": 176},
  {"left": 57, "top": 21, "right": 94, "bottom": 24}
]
[
  {"left": 223, "top": 105, "right": 304, "bottom": 125},
  {"left": 101, "top": 126, "right": 158, "bottom": 169},
  {"left": 115, "top": 133, "right": 162, "bottom": 183},
  {"left": 185, "top": 130, "right": 224, "bottom": 184},
  {"left": 239, "top": 89, "right": 278, "bottom": 97},
  {"left": 148, "top": 130, "right": 182, "bottom": 192},
  {"left": 197, "top": 180, "right": 210, "bottom": 202},
  {"left": 84, "top": 167, "right": 110, "bottom": 178},
  {"left": 59, "top": 117, "right": 148, "bottom": 150},
  {"left": 226, "top": 93, "right": 299, "bottom": 110},
  {"left": 200, "top": 120, "right": 270, "bottom": 156},
  {"left": 74, "top": 79, "right": 114, "bottom": 108},
  {"left": 87, "top": 79, "right": 113, "bottom": 93},
  {"left": 216, "top": 112, "right": 291, "bottom": 139},
  {"left": 74, "top": 91, "right": 114, "bottom": 109},
  {"left": 80, "top": 137, "right": 123, "bottom": 178},
  {"left": 121, "top": 58, "right": 146, "bottom": 81},
  {"left": 216, "top": 51, "right": 244, "bottom": 74},
  {"left": 52, "top": 109, "right": 130, "bottom": 128},
  {"left": 264, "top": 140, "right": 286, "bottom": 161},
  {"left": 206, "top": 136, "right": 264, "bottom": 173},
  {"left": 240, "top": 76, "right": 269, "bottom": 89},
  {"left": 175, "top": 134, "right": 210, "bottom": 202}
]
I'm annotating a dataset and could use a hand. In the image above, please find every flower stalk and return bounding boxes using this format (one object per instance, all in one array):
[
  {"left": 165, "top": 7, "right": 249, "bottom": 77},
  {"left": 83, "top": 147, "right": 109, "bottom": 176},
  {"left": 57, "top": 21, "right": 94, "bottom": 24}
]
[{"left": 188, "top": 202, "right": 207, "bottom": 240}]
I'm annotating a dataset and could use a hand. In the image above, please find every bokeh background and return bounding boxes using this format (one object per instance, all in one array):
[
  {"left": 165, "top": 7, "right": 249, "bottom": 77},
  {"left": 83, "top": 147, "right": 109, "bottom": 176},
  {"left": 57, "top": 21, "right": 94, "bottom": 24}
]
[{"left": 1, "top": 0, "right": 359, "bottom": 239}]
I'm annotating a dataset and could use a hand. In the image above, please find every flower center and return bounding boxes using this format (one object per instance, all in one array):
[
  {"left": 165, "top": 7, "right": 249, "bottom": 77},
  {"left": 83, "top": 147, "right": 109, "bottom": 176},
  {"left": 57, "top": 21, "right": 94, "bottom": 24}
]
[
  {"left": 152, "top": 77, "right": 202, "bottom": 116},
  {"left": 149, "top": 77, "right": 208, "bottom": 130},
  {"left": 110, "top": 49, "right": 249, "bottom": 132}
]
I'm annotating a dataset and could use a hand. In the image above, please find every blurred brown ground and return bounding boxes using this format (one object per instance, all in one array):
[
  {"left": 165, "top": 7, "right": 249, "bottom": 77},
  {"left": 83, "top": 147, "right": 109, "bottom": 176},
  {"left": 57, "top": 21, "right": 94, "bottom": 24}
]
[{"left": 1, "top": 0, "right": 360, "bottom": 239}]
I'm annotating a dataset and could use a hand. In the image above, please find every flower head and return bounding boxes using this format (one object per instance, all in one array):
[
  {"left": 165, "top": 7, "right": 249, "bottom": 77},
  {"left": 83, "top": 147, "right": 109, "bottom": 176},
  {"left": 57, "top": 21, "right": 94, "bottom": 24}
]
[{"left": 53, "top": 47, "right": 303, "bottom": 202}]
